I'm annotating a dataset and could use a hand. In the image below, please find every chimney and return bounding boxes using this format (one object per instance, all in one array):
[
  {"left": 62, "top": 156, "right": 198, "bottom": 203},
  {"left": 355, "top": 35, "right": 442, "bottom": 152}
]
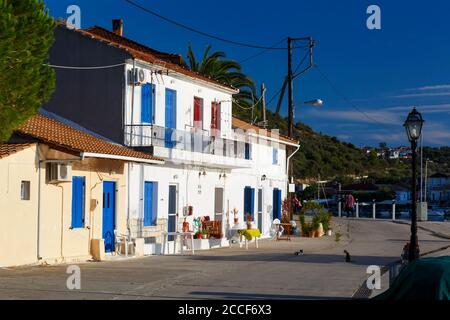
[{"left": 112, "top": 19, "right": 123, "bottom": 36}]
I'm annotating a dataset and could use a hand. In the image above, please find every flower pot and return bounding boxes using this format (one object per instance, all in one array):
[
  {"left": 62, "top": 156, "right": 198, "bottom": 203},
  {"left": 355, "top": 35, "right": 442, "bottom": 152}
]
[{"left": 197, "top": 234, "right": 202, "bottom": 239}]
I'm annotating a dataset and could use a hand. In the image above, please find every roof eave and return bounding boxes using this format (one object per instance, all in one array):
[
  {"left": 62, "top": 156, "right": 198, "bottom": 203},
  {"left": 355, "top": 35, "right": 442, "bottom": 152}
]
[{"left": 81, "top": 152, "right": 164, "bottom": 164}]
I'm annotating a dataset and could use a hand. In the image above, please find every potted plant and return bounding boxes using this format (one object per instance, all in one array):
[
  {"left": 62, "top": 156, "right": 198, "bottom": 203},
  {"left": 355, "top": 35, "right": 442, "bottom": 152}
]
[
  {"left": 301, "top": 222, "right": 311, "bottom": 237},
  {"left": 312, "top": 215, "right": 320, "bottom": 237},
  {"left": 233, "top": 208, "right": 239, "bottom": 224},
  {"left": 201, "top": 229, "right": 209, "bottom": 239},
  {"left": 195, "top": 231, "right": 202, "bottom": 239},
  {"left": 246, "top": 214, "right": 252, "bottom": 230}
]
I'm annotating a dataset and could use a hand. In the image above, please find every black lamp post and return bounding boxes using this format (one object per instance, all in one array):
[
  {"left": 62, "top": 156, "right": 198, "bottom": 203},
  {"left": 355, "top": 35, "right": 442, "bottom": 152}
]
[{"left": 403, "top": 107, "right": 424, "bottom": 262}]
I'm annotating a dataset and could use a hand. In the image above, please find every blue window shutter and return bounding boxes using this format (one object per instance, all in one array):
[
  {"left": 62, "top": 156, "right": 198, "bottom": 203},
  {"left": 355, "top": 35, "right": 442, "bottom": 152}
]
[
  {"left": 71, "top": 177, "right": 85, "bottom": 228},
  {"left": 250, "top": 188, "right": 255, "bottom": 220},
  {"left": 245, "top": 143, "right": 250, "bottom": 160},
  {"left": 141, "top": 84, "right": 153, "bottom": 123},
  {"left": 165, "top": 89, "right": 177, "bottom": 148},
  {"left": 144, "top": 182, "right": 153, "bottom": 226},
  {"left": 277, "top": 189, "right": 282, "bottom": 219},
  {"left": 152, "top": 182, "right": 158, "bottom": 226},
  {"left": 244, "top": 186, "right": 255, "bottom": 220},
  {"left": 273, "top": 148, "right": 278, "bottom": 164}
]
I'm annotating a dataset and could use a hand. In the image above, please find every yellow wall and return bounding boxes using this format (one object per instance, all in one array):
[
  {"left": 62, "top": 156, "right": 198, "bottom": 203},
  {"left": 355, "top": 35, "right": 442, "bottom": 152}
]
[
  {"left": 0, "top": 144, "right": 129, "bottom": 267},
  {"left": 0, "top": 144, "right": 39, "bottom": 267}
]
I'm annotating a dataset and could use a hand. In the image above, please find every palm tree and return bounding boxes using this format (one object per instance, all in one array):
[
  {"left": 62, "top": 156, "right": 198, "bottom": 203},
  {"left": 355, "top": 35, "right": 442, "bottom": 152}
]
[{"left": 185, "top": 44, "right": 258, "bottom": 119}]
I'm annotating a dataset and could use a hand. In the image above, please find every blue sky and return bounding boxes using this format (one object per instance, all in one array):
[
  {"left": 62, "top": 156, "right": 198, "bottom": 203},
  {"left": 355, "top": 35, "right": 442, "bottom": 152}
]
[{"left": 42, "top": 0, "right": 450, "bottom": 147}]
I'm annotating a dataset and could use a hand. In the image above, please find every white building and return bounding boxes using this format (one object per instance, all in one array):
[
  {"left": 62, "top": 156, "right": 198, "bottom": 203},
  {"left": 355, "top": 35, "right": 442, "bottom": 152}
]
[
  {"left": 44, "top": 21, "right": 299, "bottom": 254},
  {"left": 428, "top": 173, "right": 450, "bottom": 203}
]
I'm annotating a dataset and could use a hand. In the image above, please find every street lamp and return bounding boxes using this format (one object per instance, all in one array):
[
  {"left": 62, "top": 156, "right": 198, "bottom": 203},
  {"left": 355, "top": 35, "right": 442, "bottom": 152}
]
[
  {"left": 304, "top": 99, "right": 324, "bottom": 107},
  {"left": 403, "top": 107, "right": 424, "bottom": 262}
]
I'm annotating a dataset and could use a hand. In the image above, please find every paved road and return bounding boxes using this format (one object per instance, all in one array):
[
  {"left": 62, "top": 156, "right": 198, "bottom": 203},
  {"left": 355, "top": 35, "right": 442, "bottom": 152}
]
[{"left": 1, "top": 218, "right": 449, "bottom": 300}]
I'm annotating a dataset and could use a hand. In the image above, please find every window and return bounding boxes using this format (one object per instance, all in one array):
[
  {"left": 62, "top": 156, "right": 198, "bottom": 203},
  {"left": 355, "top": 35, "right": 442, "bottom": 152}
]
[
  {"left": 193, "top": 97, "right": 203, "bottom": 129},
  {"left": 165, "top": 89, "right": 177, "bottom": 148},
  {"left": 144, "top": 181, "right": 158, "bottom": 227},
  {"left": 273, "top": 147, "right": 279, "bottom": 165},
  {"left": 244, "top": 186, "right": 255, "bottom": 221},
  {"left": 244, "top": 143, "right": 251, "bottom": 160},
  {"left": 211, "top": 102, "right": 220, "bottom": 133},
  {"left": 21, "top": 181, "right": 30, "bottom": 200},
  {"left": 71, "top": 177, "right": 85, "bottom": 228},
  {"left": 141, "top": 83, "right": 154, "bottom": 123}
]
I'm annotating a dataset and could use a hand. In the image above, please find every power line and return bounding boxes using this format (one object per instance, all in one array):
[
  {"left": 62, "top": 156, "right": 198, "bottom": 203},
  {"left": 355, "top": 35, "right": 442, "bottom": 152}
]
[
  {"left": 124, "top": 0, "right": 308, "bottom": 51},
  {"left": 293, "top": 50, "right": 310, "bottom": 75},
  {"left": 267, "top": 81, "right": 286, "bottom": 106},
  {"left": 239, "top": 38, "right": 287, "bottom": 64},
  {"left": 314, "top": 64, "right": 386, "bottom": 126},
  {"left": 45, "top": 63, "right": 126, "bottom": 70}
]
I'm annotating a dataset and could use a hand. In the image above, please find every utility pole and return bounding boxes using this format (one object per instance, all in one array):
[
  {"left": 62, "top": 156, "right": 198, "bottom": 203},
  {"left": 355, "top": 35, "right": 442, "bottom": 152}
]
[
  {"left": 260, "top": 83, "right": 267, "bottom": 128},
  {"left": 286, "top": 36, "right": 314, "bottom": 221},
  {"left": 287, "top": 37, "right": 294, "bottom": 139}
]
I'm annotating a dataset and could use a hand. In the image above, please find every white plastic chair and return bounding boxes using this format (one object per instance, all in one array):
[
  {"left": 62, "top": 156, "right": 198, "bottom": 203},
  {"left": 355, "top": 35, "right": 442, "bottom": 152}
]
[
  {"left": 114, "top": 230, "right": 129, "bottom": 257},
  {"left": 270, "top": 219, "right": 284, "bottom": 240}
]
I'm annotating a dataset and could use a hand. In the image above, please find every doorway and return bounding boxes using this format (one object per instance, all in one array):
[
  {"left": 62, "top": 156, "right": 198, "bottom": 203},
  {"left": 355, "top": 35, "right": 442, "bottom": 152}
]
[{"left": 102, "top": 181, "right": 116, "bottom": 253}]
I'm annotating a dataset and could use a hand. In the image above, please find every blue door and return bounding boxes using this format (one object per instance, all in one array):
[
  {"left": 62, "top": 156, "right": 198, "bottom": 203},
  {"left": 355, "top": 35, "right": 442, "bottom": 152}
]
[
  {"left": 244, "top": 186, "right": 255, "bottom": 221},
  {"left": 273, "top": 188, "right": 282, "bottom": 220},
  {"left": 165, "top": 89, "right": 177, "bottom": 148},
  {"left": 144, "top": 182, "right": 156, "bottom": 227},
  {"left": 168, "top": 185, "right": 177, "bottom": 241},
  {"left": 102, "top": 182, "right": 116, "bottom": 253},
  {"left": 141, "top": 83, "right": 154, "bottom": 124}
]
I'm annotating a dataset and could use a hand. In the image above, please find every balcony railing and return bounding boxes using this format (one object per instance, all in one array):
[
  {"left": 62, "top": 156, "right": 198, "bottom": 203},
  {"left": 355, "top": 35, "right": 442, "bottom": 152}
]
[{"left": 124, "top": 124, "right": 250, "bottom": 160}]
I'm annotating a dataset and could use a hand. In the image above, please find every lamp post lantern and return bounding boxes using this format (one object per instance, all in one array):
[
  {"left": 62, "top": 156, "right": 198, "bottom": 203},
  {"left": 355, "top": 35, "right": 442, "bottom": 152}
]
[{"left": 403, "top": 107, "right": 424, "bottom": 262}]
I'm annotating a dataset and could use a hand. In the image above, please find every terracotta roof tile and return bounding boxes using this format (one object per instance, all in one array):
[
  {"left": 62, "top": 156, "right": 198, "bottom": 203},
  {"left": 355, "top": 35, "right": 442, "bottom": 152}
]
[
  {"left": 73, "top": 26, "right": 238, "bottom": 93},
  {"left": 16, "top": 115, "right": 164, "bottom": 163},
  {"left": 84, "top": 26, "right": 183, "bottom": 65},
  {"left": 0, "top": 143, "right": 34, "bottom": 159},
  {"left": 232, "top": 117, "right": 299, "bottom": 145}
]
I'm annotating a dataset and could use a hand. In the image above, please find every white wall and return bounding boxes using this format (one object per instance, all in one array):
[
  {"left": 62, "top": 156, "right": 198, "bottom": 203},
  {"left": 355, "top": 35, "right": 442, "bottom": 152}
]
[
  {"left": 124, "top": 61, "right": 234, "bottom": 140},
  {"left": 124, "top": 59, "right": 292, "bottom": 245}
]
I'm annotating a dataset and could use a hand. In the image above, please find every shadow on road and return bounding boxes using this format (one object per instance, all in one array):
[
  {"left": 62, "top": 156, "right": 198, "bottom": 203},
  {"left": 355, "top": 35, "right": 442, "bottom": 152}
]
[
  {"left": 189, "top": 253, "right": 397, "bottom": 266},
  {"left": 189, "top": 291, "right": 350, "bottom": 300}
]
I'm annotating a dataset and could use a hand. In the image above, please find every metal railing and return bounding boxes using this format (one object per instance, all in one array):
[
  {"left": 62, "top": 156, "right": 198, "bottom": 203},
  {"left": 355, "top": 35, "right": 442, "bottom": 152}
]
[
  {"left": 324, "top": 199, "right": 448, "bottom": 222},
  {"left": 124, "top": 124, "right": 250, "bottom": 160}
]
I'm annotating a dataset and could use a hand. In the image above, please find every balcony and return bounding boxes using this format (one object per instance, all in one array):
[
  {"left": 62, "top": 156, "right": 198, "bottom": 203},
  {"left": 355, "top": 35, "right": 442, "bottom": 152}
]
[{"left": 124, "top": 124, "right": 253, "bottom": 168}]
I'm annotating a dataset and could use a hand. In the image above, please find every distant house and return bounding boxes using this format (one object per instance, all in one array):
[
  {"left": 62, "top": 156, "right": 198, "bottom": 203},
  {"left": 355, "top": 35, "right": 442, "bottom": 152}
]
[
  {"left": 391, "top": 185, "right": 411, "bottom": 203},
  {"left": 428, "top": 173, "right": 450, "bottom": 203},
  {"left": 388, "top": 149, "right": 400, "bottom": 159}
]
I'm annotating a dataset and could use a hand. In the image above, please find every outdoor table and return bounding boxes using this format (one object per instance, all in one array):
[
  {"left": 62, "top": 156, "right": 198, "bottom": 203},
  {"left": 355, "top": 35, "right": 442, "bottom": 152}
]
[
  {"left": 276, "top": 223, "right": 292, "bottom": 241},
  {"left": 162, "top": 231, "right": 195, "bottom": 255},
  {"left": 237, "top": 228, "right": 261, "bottom": 249}
]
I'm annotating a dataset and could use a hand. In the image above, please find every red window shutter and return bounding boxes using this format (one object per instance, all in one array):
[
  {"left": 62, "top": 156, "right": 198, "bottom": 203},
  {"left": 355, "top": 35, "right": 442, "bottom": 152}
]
[
  {"left": 211, "top": 102, "right": 220, "bottom": 131},
  {"left": 194, "top": 97, "right": 202, "bottom": 128}
]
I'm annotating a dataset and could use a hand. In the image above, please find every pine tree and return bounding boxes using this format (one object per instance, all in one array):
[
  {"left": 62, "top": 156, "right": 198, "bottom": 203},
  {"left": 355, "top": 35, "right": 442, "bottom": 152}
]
[{"left": 0, "top": 0, "right": 56, "bottom": 142}]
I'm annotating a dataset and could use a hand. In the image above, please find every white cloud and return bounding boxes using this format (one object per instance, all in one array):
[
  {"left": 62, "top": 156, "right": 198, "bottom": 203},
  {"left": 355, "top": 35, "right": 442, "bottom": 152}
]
[
  {"left": 385, "top": 104, "right": 450, "bottom": 114},
  {"left": 392, "top": 92, "right": 450, "bottom": 99},
  {"left": 306, "top": 109, "right": 403, "bottom": 125},
  {"left": 409, "top": 84, "right": 450, "bottom": 91}
]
